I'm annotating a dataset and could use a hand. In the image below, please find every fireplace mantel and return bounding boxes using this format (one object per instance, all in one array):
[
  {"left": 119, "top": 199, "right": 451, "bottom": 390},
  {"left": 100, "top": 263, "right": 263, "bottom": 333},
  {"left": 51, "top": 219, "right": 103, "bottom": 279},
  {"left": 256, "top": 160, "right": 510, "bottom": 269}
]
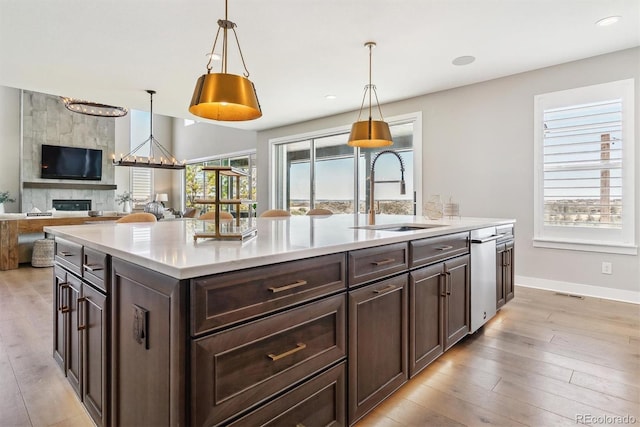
[{"left": 23, "top": 182, "right": 117, "bottom": 190}]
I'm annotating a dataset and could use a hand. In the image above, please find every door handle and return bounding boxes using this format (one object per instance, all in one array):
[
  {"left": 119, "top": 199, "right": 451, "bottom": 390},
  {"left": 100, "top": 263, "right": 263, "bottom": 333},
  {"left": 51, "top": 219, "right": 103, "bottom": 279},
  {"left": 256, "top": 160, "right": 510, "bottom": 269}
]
[{"left": 77, "top": 297, "right": 87, "bottom": 331}]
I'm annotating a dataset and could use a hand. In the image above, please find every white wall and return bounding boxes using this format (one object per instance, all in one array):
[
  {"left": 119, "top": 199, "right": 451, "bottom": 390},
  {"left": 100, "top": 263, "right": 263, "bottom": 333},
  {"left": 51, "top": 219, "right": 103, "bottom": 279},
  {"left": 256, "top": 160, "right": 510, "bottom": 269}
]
[
  {"left": 172, "top": 119, "right": 257, "bottom": 161},
  {"left": 257, "top": 47, "right": 640, "bottom": 301},
  {"left": 0, "top": 86, "right": 21, "bottom": 212}
]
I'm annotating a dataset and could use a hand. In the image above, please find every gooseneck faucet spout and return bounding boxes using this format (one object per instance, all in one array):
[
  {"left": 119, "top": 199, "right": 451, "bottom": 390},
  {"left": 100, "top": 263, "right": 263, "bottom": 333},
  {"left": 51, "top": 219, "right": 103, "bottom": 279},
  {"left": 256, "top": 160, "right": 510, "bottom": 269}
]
[{"left": 369, "top": 149, "right": 406, "bottom": 225}]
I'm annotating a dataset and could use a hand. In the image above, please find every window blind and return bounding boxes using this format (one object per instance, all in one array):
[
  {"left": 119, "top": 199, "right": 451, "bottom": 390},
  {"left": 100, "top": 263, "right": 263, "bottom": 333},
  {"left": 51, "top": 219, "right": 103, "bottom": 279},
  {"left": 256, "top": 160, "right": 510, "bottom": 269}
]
[
  {"left": 543, "top": 99, "right": 622, "bottom": 228},
  {"left": 131, "top": 168, "right": 152, "bottom": 204}
]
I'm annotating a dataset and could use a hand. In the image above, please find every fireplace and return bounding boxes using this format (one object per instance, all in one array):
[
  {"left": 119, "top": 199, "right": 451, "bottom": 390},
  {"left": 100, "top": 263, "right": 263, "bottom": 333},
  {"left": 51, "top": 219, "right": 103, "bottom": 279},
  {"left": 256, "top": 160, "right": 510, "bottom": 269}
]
[{"left": 52, "top": 199, "right": 92, "bottom": 211}]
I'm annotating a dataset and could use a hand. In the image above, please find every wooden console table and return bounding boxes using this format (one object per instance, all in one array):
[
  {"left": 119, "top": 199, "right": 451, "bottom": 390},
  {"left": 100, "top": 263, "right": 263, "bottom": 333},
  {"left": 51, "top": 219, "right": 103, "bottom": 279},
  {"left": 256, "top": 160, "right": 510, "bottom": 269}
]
[{"left": 0, "top": 215, "right": 121, "bottom": 270}]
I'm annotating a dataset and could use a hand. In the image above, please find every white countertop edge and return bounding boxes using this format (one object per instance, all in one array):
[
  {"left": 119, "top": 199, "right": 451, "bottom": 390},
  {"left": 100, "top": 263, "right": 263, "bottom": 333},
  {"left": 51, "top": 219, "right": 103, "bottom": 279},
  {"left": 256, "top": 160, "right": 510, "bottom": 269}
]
[{"left": 45, "top": 215, "right": 515, "bottom": 280}]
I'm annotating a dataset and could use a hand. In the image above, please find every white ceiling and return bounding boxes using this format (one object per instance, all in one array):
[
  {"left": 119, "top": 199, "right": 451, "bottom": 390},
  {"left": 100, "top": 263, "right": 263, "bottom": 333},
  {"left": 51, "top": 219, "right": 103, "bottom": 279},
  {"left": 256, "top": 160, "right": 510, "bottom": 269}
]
[{"left": 1, "top": 0, "right": 638, "bottom": 132}]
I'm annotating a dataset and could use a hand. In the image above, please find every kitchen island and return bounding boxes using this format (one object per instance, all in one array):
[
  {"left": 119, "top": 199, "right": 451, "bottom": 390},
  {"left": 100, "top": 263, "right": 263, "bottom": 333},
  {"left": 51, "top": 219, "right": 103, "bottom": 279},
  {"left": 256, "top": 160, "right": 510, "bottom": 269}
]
[{"left": 45, "top": 214, "right": 515, "bottom": 426}]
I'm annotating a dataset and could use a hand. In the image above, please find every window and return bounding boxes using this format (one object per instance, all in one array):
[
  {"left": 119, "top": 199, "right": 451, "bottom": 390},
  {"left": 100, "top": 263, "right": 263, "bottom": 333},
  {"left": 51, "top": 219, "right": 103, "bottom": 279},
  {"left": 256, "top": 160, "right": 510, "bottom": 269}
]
[
  {"left": 130, "top": 110, "right": 153, "bottom": 206},
  {"left": 185, "top": 151, "right": 257, "bottom": 216},
  {"left": 533, "top": 79, "right": 636, "bottom": 254},
  {"left": 271, "top": 117, "right": 419, "bottom": 216}
]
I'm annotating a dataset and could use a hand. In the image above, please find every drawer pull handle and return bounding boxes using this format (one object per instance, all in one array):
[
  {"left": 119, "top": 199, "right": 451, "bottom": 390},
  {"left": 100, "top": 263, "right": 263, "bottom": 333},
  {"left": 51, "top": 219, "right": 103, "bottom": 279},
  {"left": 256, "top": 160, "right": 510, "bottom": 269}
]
[
  {"left": 373, "top": 284, "right": 397, "bottom": 294},
  {"left": 371, "top": 258, "right": 395, "bottom": 266},
  {"left": 269, "top": 280, "right": 307, "bottom": 293},
  {"left": 83, "top": 264, "right": 103, "bottom": 272},
  {"left": 59, "top": 251, "right": 75, "bottom": 257},
  {"left": 77, "top": 297, "right": 87, "bottom": 331},
  {"left": 267, "top": 343, "right": 307, "bottom": 361},
  {"left": 436, "top": 245, "right": 454, "bottom": 251}
]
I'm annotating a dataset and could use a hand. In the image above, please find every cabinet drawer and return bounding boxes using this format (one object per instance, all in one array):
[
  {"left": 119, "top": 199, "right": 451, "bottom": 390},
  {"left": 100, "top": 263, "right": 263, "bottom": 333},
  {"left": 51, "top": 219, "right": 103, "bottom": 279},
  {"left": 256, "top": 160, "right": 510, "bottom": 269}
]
[
  {"left": 229, "top": 362, "right": 346, "bottom": 427},
  {"left": 348, "top": 242, "right": 408, "bottom": 287},
  {"left": 82, "top": 247, "right": 108, "bottom": 293},
  {"left": 191, "top": 253, "right": 346, "bottom": 334},
  {"left": 496, "top": 224, "right": 514, "bottom": 244},
  {"left": 192, "top": 294, "right": 346, "bottom": 427},
  {"left": 55, "top": 238, "right": 83, "bottom": 276},
  {"left": 410, "top": 232, "right": 469, "bottom": 268}
]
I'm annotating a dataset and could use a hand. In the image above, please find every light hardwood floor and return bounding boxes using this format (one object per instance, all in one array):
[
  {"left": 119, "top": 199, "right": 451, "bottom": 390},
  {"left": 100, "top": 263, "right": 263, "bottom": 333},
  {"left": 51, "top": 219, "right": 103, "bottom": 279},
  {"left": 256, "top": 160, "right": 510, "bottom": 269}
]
[{"left": 0, "top": 266, "right": 638, "bottom": 426}]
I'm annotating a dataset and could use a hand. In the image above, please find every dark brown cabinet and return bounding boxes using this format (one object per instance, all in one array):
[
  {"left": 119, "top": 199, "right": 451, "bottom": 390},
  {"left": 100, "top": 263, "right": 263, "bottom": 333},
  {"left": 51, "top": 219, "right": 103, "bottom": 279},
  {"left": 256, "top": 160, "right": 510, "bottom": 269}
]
[
  {"left": 348, "top": 274, "right": 408, "bottom": 424},
  {"left": 110, "top": 258, "right": 186, "bottom": 427},
  {"left": 496, "top": 225, "right": 515, "bottom": 309},
  {"left": 409, "top": 254, "right": 470, "bottom": 377},
  {"left": 52, "top": 258, "right": 108, "bottom": 427}
]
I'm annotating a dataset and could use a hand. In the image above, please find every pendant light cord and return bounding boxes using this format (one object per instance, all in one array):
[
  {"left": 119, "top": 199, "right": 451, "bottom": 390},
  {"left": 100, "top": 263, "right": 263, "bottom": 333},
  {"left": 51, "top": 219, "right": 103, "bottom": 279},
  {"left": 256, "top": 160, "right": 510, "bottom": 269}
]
[{"left": 205, "top": 0, "right": 251, "bottom": 78}]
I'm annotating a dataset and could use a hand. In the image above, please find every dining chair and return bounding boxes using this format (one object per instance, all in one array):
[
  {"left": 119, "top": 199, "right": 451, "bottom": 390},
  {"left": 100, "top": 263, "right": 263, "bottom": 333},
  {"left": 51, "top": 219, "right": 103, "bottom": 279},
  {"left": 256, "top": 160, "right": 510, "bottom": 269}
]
[
  {"left": 306, "top": 208, "right": 333, "bottom": 216},
  {"left": 199, "top": 211, "right": 233, "bottom": 220},
  {"left": 116, "top": 212, "right": 158, "bottom": 223},
  {"left": 259, "top": 209, "right": 291, "bottom": 218}
]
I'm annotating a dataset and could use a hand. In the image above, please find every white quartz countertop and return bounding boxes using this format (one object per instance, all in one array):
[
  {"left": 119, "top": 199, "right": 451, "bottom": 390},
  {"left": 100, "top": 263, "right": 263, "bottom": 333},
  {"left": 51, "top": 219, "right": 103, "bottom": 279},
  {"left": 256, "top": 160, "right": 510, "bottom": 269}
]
[{"left": 44, "top": 214, "right": 515, "bottom": 280}]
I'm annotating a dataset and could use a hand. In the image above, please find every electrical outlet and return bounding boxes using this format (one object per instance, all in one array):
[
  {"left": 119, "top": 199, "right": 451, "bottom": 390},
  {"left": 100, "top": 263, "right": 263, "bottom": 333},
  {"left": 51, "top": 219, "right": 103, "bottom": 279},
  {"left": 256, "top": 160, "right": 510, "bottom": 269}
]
[{"left": 601, "top": 262, "right": 612, "bottom": 275}]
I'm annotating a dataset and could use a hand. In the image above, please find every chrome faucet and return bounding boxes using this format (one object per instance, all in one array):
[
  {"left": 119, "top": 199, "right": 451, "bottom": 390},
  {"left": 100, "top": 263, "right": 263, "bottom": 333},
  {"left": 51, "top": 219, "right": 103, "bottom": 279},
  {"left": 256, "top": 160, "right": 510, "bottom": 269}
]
[{"left": 369, "top": 150, "right": 406, "bottom": 225}]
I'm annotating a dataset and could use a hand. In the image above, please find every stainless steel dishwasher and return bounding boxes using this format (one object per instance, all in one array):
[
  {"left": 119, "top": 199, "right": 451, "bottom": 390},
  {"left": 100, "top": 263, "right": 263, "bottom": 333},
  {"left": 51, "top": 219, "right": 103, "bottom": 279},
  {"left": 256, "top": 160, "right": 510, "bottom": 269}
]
[{"left": 470, "top": 227, "right": 500, "bottom": 332}]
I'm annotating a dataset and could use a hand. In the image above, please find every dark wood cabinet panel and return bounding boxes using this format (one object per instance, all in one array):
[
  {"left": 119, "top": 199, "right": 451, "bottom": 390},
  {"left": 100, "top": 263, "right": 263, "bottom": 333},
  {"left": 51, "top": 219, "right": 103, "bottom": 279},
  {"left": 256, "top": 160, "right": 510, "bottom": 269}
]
[
  {"left": 82, "top": 283, "right": 108, "bottom": 427},
  {"left": 229, "top": 362, "right": 346, "bottom": 427},
  {"left": 192, "top": 294, "right": 346, "bottom": 426},
  {"left": 348, "top": 274, "right": 408, "bottom": 424},
  {"left": 443, "top": 255, "right": 470, "bottom": 351},
  {"left": 55, "top": 237, "right": 83, "bottom": 276},
  {"left": 191, "top": 253, "right": 346, "bottom": 334},
  {"left": 505, "top": 241, "right": 515, "bottom": 304},
  {"left": 348, "top": 242, "right": 408, "bottom": 286},
  {"left": 83, "top": 246, "right": 109, "bottom": 293},
  {"left": 409, "top": 264, "right": 444, "bottom": 378},
  {"left": 409, "top": 232, "right": 469, "bottom": 268},
  {"left": 66, "top": 273, "right": 82, "bottom": 397},
  {"left": 496, "top": 225, "right": 515, "bottom": 310},
  {"left": 53, "top": 265, "right": 68, "bottom": 370},
  {"left": 111, "top": 258, "right": 186, "bottom": 427}
]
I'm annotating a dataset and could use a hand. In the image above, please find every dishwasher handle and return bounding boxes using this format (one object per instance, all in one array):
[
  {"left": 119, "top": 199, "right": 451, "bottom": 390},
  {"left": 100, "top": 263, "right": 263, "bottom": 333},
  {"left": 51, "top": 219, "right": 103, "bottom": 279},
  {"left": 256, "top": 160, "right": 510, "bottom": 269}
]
[{"left": 471, "top": 234, "right": 502, "bottom": 244}]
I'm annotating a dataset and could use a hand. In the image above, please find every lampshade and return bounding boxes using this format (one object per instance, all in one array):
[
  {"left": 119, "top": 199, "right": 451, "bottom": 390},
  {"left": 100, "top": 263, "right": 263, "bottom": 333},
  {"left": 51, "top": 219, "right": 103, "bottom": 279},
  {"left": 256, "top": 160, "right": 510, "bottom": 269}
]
[
  {"left": 113, "top": 90, "right": 185, "bottom": 170},
  {"left": 189, "top": 0, "right": 262, "bottom": 122},
  {"left": 61, "top": 97, "right": 128, "bottom": 118},
  {"left": 347, "top": 42, "right": 393, "bottom": 148},
  {"left": 189, "top": 73, "right": 261, "bottom": 121},
  {"left": 155, "top": 193, "right": 169, "bottom": 202},
  {"left": 347, "top": 120, "right": 393, "bottom": 148}
]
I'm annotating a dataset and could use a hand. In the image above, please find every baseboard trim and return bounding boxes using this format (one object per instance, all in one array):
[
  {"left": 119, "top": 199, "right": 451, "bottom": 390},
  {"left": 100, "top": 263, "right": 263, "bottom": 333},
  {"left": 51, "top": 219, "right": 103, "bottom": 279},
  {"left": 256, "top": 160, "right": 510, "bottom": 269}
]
[{"left": 515, "top": 275, "right": 640, "bottom": 305}]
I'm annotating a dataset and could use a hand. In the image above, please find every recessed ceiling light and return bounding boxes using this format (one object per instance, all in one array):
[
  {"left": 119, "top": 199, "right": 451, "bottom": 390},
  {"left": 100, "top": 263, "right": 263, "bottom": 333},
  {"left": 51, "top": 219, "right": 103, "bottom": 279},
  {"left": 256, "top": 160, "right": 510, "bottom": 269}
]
[
  {"left": 452, "top": 55, "right": 476, "bottom": 66},
  {"left": 596, "top": 16, "right": 621, "bottom": 26},
  {"left": 325, "top": 94, "right": 337, "bottom": 100}
]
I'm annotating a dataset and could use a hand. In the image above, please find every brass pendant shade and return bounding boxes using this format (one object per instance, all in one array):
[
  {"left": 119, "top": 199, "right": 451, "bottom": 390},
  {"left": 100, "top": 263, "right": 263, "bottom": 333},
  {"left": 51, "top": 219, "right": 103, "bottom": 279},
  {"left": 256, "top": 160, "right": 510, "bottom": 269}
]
[
  {"left": 347, "top": 120, "right": 393, "bottom": 147},
  {"left": 348, "top": 41, "right": 393, "bottom": 148},
  {"left": 189, "top": 73, "right": 261, "bottom": 121},
  {"left": 189, "top": 0, "right": 262, "bottom": 122}
]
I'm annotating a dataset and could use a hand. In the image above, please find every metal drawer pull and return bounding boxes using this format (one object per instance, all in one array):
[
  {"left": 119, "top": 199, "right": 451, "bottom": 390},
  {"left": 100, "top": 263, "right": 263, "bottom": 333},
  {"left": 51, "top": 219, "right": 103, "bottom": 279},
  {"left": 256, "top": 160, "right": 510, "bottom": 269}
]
[
  {"left": 77, "top": 297, "right": 87, "bottom": 331},
  {"left": 267, "top": 343, "right": 307, "bottom": 361},
  {"left": 436, "top": 245, "right": 454, "bottom": 251},
  {"left": 269, "top": 280, "right": 307, "bottom": 293},
  {"left": 373, "top": 284, "right": 396, "bottom": 294},
  {"left": 371, "top": 258, "right": 395, "bottom": 266},
  {"left": 59, "top": 251, "right": 75, "bottom": 257},
  {"left": 83, "top": 264, "right": 103, "bottom": 272},
  {"left": 58, "top": 283, "right": 69, "bottom": 312}
]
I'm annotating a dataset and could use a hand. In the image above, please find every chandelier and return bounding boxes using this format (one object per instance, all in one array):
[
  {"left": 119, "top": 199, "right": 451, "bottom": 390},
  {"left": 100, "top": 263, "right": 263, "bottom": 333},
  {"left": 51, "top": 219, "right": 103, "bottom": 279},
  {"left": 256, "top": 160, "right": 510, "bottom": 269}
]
[
  {"left": 112, "top": 90, "right": 185, "bottom": 170},
  {"left": 61, "top": 97, "right": 128, "bottom": 118}
]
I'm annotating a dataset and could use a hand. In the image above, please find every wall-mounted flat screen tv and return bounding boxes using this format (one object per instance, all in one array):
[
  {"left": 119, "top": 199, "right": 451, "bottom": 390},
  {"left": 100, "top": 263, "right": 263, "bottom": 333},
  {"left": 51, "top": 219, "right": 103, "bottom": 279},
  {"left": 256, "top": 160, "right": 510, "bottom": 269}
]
[{"left": 41, "top": 144, "right": 103, "bottom": 180}]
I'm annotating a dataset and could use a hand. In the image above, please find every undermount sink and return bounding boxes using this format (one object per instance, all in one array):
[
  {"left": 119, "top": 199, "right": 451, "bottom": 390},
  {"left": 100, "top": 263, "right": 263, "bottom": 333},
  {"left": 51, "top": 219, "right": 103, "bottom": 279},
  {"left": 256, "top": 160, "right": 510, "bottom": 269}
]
[{"left": 352, "top": 223, "right": 446, "bottom": 232}]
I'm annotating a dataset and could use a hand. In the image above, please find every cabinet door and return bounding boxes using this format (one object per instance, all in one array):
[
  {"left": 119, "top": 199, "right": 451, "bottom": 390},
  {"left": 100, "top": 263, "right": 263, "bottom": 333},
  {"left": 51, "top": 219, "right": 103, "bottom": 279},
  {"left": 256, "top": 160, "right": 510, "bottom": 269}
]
[
  {"left": 443, "top": 255, "right": 469, "bottom": 351},
  {"left": 111, "top": 258, "right": 186, "bottom": 427},
  {"left": 53, "top": 266, "right": 69, "bottom": 370},
  {"left": 348, "top": 274, "right": 408, "bottom": 424},
  {"left": 82, "top": 284, "right": 108, "bottom": 427},
  {"left": 504, "top": 242, "right": 515, "bottom": 303},
  {"left": 66, "top": 273, "right": 82, "bottom": 397},
  {"left": 409, "top": 264, "right": 444, "bottom": 378},
  {"left": 496, "top": 244, "right": 506, "bottom": 309}
]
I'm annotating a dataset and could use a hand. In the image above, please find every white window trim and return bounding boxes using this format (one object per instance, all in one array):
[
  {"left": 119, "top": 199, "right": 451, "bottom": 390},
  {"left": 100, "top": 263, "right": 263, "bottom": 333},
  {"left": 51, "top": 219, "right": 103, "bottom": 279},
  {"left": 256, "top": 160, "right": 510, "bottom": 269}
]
[
  {"left": 268, "top": 112, "right": 422, "bottom": 213},
  {"left": 533, "top": 79, "right": 636, "bottom": 255}
]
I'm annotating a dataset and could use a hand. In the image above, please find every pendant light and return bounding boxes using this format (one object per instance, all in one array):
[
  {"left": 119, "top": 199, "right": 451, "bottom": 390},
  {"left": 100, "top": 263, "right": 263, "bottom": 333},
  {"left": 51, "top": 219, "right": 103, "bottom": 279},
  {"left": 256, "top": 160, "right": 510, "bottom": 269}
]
[
  {"left": 348, "top": 42, "right": 393, "bottom": 148},
  {"left": 189, "top": 0, "right": 262, "bottom": 121},
  {"left": 113, "top": 90, "right": 185, "bottom": 170},
  {"left": 61, "top": 97, "right": 128, "bottom": 118}
]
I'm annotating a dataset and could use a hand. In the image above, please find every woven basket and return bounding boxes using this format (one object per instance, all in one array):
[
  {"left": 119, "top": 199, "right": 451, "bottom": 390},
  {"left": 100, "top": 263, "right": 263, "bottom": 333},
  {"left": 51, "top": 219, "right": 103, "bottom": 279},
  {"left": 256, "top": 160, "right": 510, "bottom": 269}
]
[{"left": 32, "top": 239, "right": 54, "bottom": 268}]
